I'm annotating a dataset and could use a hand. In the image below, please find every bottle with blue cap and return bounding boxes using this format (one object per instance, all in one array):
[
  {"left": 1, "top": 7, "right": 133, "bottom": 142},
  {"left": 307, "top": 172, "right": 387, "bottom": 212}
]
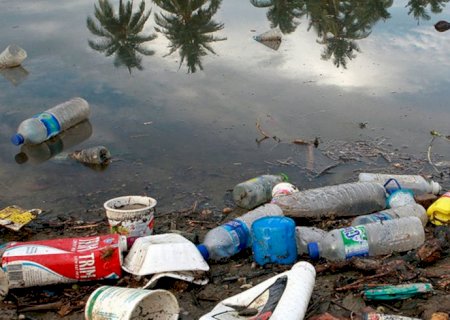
[
  {"left": 197, "top": 203, "right": 283, "bottom": 261},
  {"left": 11, "top": 97, "right": 90, "bottom": 146},
  {"left": 307, "top": 216, "right": 425, "bottom": 262}
]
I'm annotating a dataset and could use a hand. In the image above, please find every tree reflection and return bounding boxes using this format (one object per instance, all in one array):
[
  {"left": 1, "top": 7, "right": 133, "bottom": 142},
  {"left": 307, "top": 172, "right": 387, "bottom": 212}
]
[
  {"left": 153, "top": 0, "right": 226, "bottom": 73},
  {"left": 86, "top": 0, "right": 157, "bottom": 72},
  {"left": 405, "top": 0, "right": 449, "bottom": 23},
  {"left": 250, "top": 0, "right": 306, "bottom": 34},
  {"left": 301, "top": 0, "right": 393, "bottom": 68}
]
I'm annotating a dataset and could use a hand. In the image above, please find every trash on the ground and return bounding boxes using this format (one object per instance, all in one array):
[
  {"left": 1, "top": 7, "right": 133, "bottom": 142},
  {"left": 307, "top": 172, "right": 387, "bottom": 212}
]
[
  {"left": 104, "top": 195, "right": 157, "bottom": 248},
  {"left": 68, "top": 145, "right": 111, "bottom": 166},
  {"left": 143, "top": 271, "right": 209, "bottom": 289},
  {"left": 351, "top": 203, "right": 428, "bottom": 226},
  {"left": 197, "top": 203, "right": 283, "bottom": 261},
  {"left": 1, "top": 234, "right": 126, "bottom": 288},
  {"left": 0, "top": 44, "right": 27, "bottom": 68},
  {"left": 427, "top": 191, "right": 450, "bottom": 225},
  {"left": 296, "top": 226, "right": 327, "bottom": 255},
  {"left": 272, "top": 182, "right": 387, "bottom": 218},
  {"left": 383, "top": 178, "right": 416, "bottom": 208},
  {"left": 122, "top": 233, "right": 209, "bottom": 276},
  {"left": 251, "top": 216, "right": 297, "bottom": 266},
  {"left": 0, "top": 205, "right": 42, "bottom": 231},
  {"left": 11, "top": 97, "right": 91, "bottom": 146},
  {"left": 363, "top": 283, "right": 433, "bottom": 301},
  {"left": 14, "top": 119, "right": 93, "bottom": 165},
  {"left": 85, "top": 285, "right": 179, "bottom": 320},
  {"left": 253, "top": 29, "right": 282, "bottom": 51},
  {"left": 361, "top": 312, "right": 421, "bottom": 320},
  {"left": 0, "top": 65, "right": 28, "bottom": 86},
  {"left": 0, "top": 269, "right": 8, "bottom": 301},
  {"left": 271, "top": 182, "right": 299, "bottom": 197},
  {"left": 200, "top": 261, "right": 315, "bottom": 320},
  {"left": 232, "top": 173, "right": 288, "bottom": 209},
  {"left": 358, "top": 173, "right": 441, "bottom": 196}
]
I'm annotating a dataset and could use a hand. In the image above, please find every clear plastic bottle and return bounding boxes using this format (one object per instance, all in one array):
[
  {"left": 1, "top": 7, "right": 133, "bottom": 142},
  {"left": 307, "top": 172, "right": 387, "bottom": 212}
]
[
  {"left": 358, "top": 173, "right": 441, "bottom": 195},
  {"left": 295, "top": 226, "right": 327, "bottom": 255},
  {"left": 351, "top": 203, "right": 428, "bottom": 226},
  {"left": 0, "top": 44, "right": 27, "bottom": 68},
  {"left": 197, "top": 203, "right": 283, "bottom": 261},
  {"left": 232, "top": 174, "right": 288, "bottom": 209},
  {"left": 271, "top": 182, "right": 387, "bottom": 218},
  {"left": 11, "top": 97, "right": 90, "bottom": 146},
  {"left": 308, "top": 216, "right": 425, "bottom": 262}
]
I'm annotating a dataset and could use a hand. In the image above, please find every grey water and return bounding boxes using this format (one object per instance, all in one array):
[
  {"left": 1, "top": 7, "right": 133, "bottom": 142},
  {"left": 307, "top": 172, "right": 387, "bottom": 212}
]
[{"left": 1, "top": 0, "right": 450, "bottom": 219}]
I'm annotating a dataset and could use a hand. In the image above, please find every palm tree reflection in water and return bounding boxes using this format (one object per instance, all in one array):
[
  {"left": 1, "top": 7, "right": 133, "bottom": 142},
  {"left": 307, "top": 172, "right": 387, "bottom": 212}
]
[
  {"left": 86, "top": 0, "right": 157, "bottom": 72},
  {"left": 153, "top": 0, "right": 226, "bottom": 73}
]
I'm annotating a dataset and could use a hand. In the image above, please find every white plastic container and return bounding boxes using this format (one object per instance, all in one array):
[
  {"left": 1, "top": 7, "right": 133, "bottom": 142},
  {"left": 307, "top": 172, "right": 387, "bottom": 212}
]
[
  {"left": 197, "top": 203, "right": 283, "bottom": 261},
  {"left": 351, "top": 203, "right": 428, "bottom": 226},
  {"left": 272, "top": 182, "right": 299, "bottom": 197},
  {"left": 11, "top": 97, "right": 91, "bottom": 146},
  {"left": 200, "top": 261, "right": 316, "bottom": 320},
  {"left": 0, "top": 44, "right": 27, "bottom": 68},
  {"left": 308, "top": 216, "right": 425, "bottom": 262},
  {"left": 272, "top": 182, "right": 387, "bottom": 218},
  {"left": 358, "top": 173, "right": 441, "bottom": 195},
  {"left": 104, "top": 196, "right": 157, "bottom": 248},
  {"left": 233, "top": 174, "right": 287, "bottom": 209},
  {"left": 296, "top": 226, "right": 327, "bottom": 256},
  {"left": 85, "top": 286, "right": 179, "bottom": 320}
]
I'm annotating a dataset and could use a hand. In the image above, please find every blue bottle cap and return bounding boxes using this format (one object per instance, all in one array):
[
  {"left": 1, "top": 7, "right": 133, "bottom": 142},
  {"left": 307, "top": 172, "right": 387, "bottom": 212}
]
[
  {"left": 11, "top": 134, "right": 24, "bottom": 146},
  {"left": 307, "top": 242, "right": 320, "bottom": 260},
  {"left": 197, "top": 244, "right": 209, "bottom": 260}
]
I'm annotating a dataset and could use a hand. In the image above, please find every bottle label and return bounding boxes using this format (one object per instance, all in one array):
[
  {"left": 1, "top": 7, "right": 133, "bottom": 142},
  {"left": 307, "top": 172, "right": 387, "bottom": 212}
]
[
  {"left": 340, "top": 226, "right": 369, "bottom": 259},
  {"left": 34, "top": 112, "right": 61, "bottom": 138},
  {"left": 222, "top": 220, "right": 249, "bottom": 254}
]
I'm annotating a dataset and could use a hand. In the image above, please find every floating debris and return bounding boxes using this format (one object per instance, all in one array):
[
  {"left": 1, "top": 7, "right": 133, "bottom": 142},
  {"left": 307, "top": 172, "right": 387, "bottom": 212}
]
[
  {"left": 0, "top": 205, "right": 42, "bottom": 231},
  {"left": 0, "top": 44, "right": 27, "bottom": 68},
  {"left": 68, "top": 145, "right": 111, "bottom": 165},
  {"left": 253, "top": 29, "right": 282, "bottom": 51}
]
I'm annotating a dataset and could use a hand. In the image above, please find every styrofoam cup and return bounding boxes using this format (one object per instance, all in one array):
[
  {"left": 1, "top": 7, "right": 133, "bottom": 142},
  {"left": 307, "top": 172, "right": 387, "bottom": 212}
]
[
  {"left": 85, "top": 286, "right": 179, "bottom": 320},
  {"left": 104, "top": 196, "right": 157, "bottom": 247}
]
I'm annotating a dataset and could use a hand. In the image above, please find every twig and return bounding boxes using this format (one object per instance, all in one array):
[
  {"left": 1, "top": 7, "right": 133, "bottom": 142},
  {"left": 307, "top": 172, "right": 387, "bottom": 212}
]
[
  {"left": 19, "top": 301, "right": 63, "bottom": 312},
  {"left": 72, "top": 223, "right": 102, "bottom": 230},
  {"left": 256, "top": 119, "right": 270, "bottom": 139},
  {"left": 427, "top": 136, "right": 441, "bottom": 174},
  {"left": 335, "top": 271, "right": 392, "bottom": 291}
]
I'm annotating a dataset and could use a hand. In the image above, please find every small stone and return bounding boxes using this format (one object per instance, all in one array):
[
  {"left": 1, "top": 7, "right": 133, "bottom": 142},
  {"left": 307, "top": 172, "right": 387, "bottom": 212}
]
[
  {"left": 222, "top": 207, "right": 233, "bottom": 214},
  {"left": 240, "top": 283, "right": 253, "bottom": 289}
]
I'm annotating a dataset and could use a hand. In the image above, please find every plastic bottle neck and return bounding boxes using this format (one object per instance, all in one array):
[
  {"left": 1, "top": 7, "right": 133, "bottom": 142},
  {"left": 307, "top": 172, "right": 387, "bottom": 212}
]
[
  {"left": 197, "top": 244, "right": 209, "bottom": 260},
  {"left": 11, "top": 133, "right": 24, "bottom": 146}
]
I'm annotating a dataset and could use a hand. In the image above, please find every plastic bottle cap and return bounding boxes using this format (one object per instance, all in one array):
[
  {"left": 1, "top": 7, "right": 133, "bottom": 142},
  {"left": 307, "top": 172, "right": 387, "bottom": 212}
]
[
  {"left": 431, "top": 181, "right": 441, "bottom": 195},
  {"left": 307, "top": 242, "right": 320, "bottom": 260},
  {"left": 11, "top": 134, "right": 24, "bottom": 146},
  {"left": 197, "top": 244, "right": 209, "bottom": 260}
]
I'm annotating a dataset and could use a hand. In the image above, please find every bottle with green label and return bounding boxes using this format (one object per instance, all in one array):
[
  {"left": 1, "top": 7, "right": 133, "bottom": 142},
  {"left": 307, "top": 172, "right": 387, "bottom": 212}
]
[{"left": 308, "top": 216, "right": 425, "bottom": 261}]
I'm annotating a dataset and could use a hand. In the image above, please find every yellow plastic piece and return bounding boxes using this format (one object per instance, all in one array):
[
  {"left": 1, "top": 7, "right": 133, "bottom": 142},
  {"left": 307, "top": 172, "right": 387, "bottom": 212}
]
[
  {"left": 0, "top": 205, "right": 41, "bottom": 231},
  {"left": 426, "top": 192, "right": 450, "bottom": 225}
]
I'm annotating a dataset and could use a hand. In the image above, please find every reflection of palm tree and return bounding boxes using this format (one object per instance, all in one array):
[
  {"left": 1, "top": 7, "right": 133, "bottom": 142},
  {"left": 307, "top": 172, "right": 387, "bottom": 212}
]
[
  {"left": 251, "top": 0, "right": 305, "bottom": 34},
  {"left": 153, "top": 0, "right": 226, "bottom": 73},
  {"left": 303, "top": 0, "right": 392, "bottom": 68},
  {"left": 405, "top": 0, "right": 449, "bottom": 23},
  {"left": 87, "top": 0, "right": 157, "bottom": 72}
]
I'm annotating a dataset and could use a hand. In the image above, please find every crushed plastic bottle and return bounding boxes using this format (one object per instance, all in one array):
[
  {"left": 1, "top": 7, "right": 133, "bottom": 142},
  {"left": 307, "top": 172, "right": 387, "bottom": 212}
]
[
  {"left": 0, "top": 44, "right": 27, "bottom": 68},
  {"left": 295, "top": 226, "right": 327, "bottom": 256},
  {"left": 351, "top": 203, "right": 428, "bottom": 226},
  {"left": 272, "top": 182, "right": 387, "bottom": 218},
  {"left": 197, "top": 203, "right": 283, "bottom": 261},
  {"left": 426, "top": 191, "right": 450, "bottom": 225},
  {"left": 11, "top": 97, "right": 90, "bottom": 146},
  {"left": 69, "top": 146, "right": 111, "bottom": 166},
  {"left": 233, "top": 174, "right": 288, "bottom": 209},
  {"left": 308, "top": 216, "right": 425, "bottom": 262},
  {"left": 358, "top": 173, "right": 441, "bottom": 195}
]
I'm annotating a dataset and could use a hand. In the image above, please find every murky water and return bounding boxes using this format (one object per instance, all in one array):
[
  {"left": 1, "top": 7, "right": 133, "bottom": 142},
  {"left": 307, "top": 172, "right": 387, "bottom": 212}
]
[{"left": 1, "top": 0, "right": 450, "bottom": 219}]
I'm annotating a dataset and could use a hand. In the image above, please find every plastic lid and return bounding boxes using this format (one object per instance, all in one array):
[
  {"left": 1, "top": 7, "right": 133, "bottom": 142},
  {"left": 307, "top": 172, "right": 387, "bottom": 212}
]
[
  {"left": 197, "top": 244, "right": 209, "bottom": 260},
  {"left": 431, "top": 181, "right": 441, "bottom": 195},
  {"left": 307, "top": 242, "right": 320, "bottom": 260},
  {"left": 11, "top": 134, "right": 24, "bottom": 146}
]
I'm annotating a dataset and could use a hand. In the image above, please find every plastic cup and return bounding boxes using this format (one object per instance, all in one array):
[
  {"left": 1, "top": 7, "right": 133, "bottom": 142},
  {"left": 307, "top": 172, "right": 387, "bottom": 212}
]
[
  {"left": 85, "top": 286, "right": 179, "bottom": 320},
  {"left": 104, "top": 196, "right": 157, "bottom": 247}
]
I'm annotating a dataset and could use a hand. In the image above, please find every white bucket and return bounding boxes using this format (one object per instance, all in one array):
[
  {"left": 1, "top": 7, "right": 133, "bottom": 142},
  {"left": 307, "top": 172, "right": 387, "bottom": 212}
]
[
  {"left": 85, "top": 286, "right": 179, "bottom": 320},
  {"left": 104, "top": 196, "right": 157, "bottom": 246}
]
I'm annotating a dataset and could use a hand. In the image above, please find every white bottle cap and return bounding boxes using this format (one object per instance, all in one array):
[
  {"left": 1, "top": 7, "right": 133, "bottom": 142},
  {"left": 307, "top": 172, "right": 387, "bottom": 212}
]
[{"left": 430, "top": 181, "right": 441, "bottom": 195}]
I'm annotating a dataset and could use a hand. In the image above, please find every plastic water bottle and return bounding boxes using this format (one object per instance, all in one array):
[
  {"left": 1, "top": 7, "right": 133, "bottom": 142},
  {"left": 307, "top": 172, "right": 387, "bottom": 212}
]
[
  {"left": 295, "top": 226, "right": 327, "bottom": 255},
  {"left": 271, "top": 182, "right": 387, "bottom": 218},
  {"left": 11, "top": 97, "right": 90, "bottom": 146},
  {"left": 0, "top": 44, "right": 27, "bottom": 68},
  {"left": 232, "top": 174, "right": 288, "bottom": 209},
  {"left": 426, "top": 191, "right": 450, "bottom": 225},
  {"left": 197, "top": 203, "right": 283, "bottom": 261},
  {"left": 308, "top": 216, "right": 425, "bottom": 262},
  {"left": 351, "top": 203, "right": 428, "bottom": 226},
  {"left": 358, "top": 173, "right": 441, "bottom": 195}
]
